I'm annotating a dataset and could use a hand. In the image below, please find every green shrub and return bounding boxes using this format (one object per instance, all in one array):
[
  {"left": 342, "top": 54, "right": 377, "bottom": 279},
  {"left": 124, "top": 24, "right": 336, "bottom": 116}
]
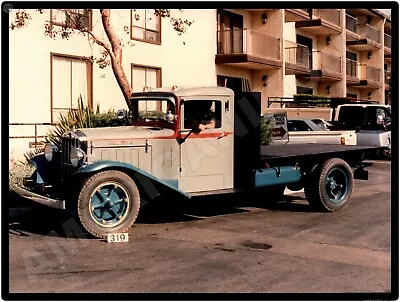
[
  {"left": 293, "top": 94, "right": 331, "bottom": 108},
  {"left": 260, "top": 116, "right": 274, "bottom": 145},
  {"left": 293, "top": 94, "right": 329, "bottom": 100},
  {"left": 90, "top": 111, "right": 129, "bottom": 128}
]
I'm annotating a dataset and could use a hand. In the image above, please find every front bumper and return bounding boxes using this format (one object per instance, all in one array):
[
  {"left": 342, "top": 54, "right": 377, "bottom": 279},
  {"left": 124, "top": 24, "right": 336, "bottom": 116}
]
[{"left": 12, "top": 185, "right": 66, "bottom": 210}]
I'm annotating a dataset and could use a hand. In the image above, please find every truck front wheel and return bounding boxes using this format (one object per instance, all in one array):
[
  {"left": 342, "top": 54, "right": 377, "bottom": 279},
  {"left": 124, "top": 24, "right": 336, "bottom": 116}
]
[
  {"left": 77, "top": 170, "right": 140, "bottom": 238},
  {"left": 304, "top": 158, "right": 353, "bottom": 212}
]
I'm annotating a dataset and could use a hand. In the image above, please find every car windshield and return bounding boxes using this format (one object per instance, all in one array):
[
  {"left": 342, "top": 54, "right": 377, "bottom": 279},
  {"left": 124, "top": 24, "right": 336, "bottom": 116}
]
[
  {"left": 365, "top": 106, "right": 391, "bottom": 124},
  {"left": 312, "top": 119, "right": 329, "bottom": 130},
  {"left": 130, "top": 98, "right": 176, "bottom": 125}
]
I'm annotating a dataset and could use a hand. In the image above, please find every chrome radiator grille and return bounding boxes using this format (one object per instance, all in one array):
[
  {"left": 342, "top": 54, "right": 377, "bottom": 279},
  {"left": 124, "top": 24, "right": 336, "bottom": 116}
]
[{"left": 60, "top": 133, "right": 80, "bottom": 179}]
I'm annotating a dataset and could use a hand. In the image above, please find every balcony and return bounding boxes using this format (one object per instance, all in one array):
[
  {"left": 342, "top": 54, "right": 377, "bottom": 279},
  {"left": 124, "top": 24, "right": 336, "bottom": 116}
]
[
  {"left": 345, "top": 14, "right": 360, "bottom": 41},
  {"left": 348, "top": 64, "right": 381, "bottom": 89},
  {"left": 346, "top": 59, "right": 358, "bottom": 83},
  {"left": 216, "top": 29, "right": 282, "bottom": 69},
  {"left": 298, "top": 51, "right": 342, "bottom": 81},
  {"left": 347, "top": 24, "right": 380, "bottom": 51},
  {"left": 384, "top": 33, "right": 391, "bottom": 55},
  {"left": 295, "top": 9, "right": 342, "bottom": 35},
  {"left": 385, "top": 70, "right": 391, "bottom": 89},
  {"left": 285, "top": 42, "right": 310, "bottom": 75},
  {"left": 285, "top": 9, "right": 311, "bottom": 22}
]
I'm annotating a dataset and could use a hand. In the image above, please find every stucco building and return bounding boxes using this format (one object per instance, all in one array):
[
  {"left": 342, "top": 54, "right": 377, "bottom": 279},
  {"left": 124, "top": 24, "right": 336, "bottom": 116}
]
[{"left": 8, "top": 8, "right": 392, "bottom": 163}]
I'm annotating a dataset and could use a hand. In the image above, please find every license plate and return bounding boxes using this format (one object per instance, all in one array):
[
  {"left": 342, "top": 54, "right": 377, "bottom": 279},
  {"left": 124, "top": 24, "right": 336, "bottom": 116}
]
[{"left": 107, "top": 233, "right": 129, "bottom": 243}]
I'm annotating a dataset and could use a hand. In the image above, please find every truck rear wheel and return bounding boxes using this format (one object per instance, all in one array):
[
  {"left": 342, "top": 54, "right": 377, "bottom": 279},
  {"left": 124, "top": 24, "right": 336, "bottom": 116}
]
[
  {"left": 304, "top": 158, "right": 353, "bottom": 212},
  {"left": 77, "top": 170, "right": 140, "bottom": 238}
]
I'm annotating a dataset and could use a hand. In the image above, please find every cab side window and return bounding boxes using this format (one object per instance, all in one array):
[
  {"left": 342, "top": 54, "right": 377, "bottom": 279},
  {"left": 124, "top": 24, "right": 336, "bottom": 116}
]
[{"left": 183, "top": 100, "right": 222, "bottom": 130}]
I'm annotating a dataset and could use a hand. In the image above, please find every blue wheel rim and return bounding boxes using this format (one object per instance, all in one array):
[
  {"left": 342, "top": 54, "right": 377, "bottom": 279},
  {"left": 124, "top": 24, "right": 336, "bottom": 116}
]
[
  {"left": 89, "top": 182, "right": 130, "bottom": 227},
  {"left": 325, "top": 167, "right": 348, "bottom": 204}
]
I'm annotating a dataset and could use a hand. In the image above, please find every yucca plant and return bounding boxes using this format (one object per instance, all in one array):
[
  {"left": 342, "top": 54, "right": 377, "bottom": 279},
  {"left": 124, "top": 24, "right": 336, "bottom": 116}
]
[{"left": 44, "top": 95, "right": 92, "bottom": 149}]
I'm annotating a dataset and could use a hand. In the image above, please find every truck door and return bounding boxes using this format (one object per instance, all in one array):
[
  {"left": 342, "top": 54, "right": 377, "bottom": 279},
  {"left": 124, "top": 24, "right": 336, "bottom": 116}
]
[{"left": 178, "top": 96, "right": 234, "bottom": 193}]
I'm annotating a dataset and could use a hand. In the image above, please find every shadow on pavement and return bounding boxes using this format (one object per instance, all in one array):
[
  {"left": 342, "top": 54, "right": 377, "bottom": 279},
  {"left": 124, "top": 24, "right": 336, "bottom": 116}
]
[
  {"left": 9, "top": 189, "right": 313, "bottom": 238},
  {"left": 8, "top": 204, "right": 89, "bottom": 239}
]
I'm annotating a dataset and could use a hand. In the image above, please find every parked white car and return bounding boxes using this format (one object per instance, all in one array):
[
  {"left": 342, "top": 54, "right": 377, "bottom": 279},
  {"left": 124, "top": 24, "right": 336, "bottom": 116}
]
[{"left": 286, "top": 118, "right": 357, "bottom": 145}]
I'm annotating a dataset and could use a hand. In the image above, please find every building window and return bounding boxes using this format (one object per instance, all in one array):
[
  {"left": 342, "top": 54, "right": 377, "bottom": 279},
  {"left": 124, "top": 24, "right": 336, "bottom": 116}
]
[
  {"left": 131, "top": 9, "right": 161, "bottom": 44},
  {"left": 51, "top": 9, "right": 91, "bottom": 30},
  {"left": 217, "top": 75, "right": 250, "bottom": 93},
  {"left": 296, "top": 86, "right": 313, "bottom": 95},
  {"left": 51, "top": 54, "right": 92, "bottom": 122},
  {"left": 131, "top": 64, "right": 162, "bottom": 112}
]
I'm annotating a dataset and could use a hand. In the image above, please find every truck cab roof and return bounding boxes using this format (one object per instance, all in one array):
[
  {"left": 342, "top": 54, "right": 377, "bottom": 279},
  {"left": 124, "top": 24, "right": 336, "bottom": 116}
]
[
  {"left": 134, "top": 86, "right": 234, "bottom": 98},
  {"left": 338, "top": 104, "right": 390, "bottom": 108}
]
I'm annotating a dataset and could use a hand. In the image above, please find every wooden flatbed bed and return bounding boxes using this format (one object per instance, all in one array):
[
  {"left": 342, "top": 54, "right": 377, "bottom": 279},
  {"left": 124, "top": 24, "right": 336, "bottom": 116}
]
[{"left": 259, "top": 144, "right": 382, "bottom": 165}]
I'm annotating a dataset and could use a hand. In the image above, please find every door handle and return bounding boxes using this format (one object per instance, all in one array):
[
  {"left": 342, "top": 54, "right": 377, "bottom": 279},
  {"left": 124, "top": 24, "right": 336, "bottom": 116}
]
[{"left": 217, "top": 132, "right": 228, "bottom": 139}]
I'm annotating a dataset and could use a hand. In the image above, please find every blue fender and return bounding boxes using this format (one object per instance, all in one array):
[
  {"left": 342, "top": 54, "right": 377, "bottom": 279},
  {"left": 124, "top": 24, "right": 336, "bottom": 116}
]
[
  {"left": 30, "top": 153, "right": 47, "bottom": 184},
  {"left": 74, "top": 161, "right": 191, "bottom": 201}
]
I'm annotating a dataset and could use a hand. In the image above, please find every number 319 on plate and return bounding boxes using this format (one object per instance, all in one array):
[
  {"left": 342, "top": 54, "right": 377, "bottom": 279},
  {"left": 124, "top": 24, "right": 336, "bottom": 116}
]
[{"left": 107, "top": 233, "right": 129, "bottom": 243}]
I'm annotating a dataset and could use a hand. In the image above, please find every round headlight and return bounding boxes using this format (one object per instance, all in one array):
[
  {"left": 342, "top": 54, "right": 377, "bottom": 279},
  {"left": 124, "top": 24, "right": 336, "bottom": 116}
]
[
  {"left": 44, "top": 143, "right": 57, "bottom": 162},
  {"left": 70, "top": 147, "right": 86, "bottom": 168}
]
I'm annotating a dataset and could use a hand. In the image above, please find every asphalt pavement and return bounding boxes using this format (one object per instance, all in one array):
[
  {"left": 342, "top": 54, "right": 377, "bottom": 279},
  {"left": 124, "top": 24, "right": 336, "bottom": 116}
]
[{"left": 7, "top": 159, "right": 393, "bottom": 296}]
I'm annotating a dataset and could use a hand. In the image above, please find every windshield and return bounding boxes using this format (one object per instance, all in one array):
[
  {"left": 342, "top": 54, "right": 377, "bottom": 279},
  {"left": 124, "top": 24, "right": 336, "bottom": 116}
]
[
  {"left": 130, "top": 98, "right": 176, "bottom": 126},
  {"left": 338, "top": 105, "right": 391, "bottom": 130},
  {"left": 365, "top": 106, "right": 391, "bottom": 123}
]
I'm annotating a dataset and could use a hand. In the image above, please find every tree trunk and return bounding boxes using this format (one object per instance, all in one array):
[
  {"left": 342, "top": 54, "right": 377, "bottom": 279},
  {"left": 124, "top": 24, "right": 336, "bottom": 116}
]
[{"left": 100, "top": 9, "right": 133, "bottom": 106}]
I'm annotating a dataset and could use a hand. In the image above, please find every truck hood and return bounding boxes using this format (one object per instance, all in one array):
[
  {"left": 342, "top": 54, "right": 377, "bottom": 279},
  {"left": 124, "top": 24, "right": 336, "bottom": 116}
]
[{"left": 76, "top": 126, "right": 175, "bottom": 141}]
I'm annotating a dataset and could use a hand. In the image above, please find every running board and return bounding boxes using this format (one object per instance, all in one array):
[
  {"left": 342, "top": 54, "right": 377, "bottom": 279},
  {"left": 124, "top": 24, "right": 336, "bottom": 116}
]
[{"left": 189, "top": 188, "right": 244, "bottom": 197}]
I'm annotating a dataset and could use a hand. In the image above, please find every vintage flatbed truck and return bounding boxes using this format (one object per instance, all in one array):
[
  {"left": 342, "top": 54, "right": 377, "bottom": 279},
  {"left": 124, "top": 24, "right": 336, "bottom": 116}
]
[{"left": 14, "top": 87, "right": 383, "bottom": 238}]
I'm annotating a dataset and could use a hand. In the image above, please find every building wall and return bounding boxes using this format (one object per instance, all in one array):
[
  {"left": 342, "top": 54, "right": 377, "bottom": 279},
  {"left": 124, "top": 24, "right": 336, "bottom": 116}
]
[
  {"left": 9, "top": 8, "right": 391, "bottom": 165},
  {"left": 9, "top": 9, "right": 217, "bottom": 162}
]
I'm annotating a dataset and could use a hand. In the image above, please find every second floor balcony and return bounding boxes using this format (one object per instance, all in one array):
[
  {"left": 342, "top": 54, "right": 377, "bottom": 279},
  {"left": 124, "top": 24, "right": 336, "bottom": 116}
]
[
  {"left": 384, "top": 33, "right": 391, "bottom": 55},
  {"left": 385, "top": 70, "right": 391, "bottom": 89},
  {"left": 346, "top": 58, "right": 358, "bottom": 83},
  {"left": 285, "top": 42, "right": 310, "bottom": 75},
  {"left": 295, "top": 9, "right": 342, "bottom": 35},
  {"left": 312, "top": 51, "right": 342, "bottom": 80},
  {"left": 348, "top": 64, "right": 381, "bottom": 89},
  {"left": 216, "top": 29, "right": 282, "bottom": 69}
]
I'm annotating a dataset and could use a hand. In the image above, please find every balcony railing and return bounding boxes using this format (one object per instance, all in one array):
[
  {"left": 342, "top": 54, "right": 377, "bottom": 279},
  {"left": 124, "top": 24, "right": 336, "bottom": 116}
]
[
  {"left": 217, "top": 29, "right": 281, "bottom": 60},
  {"left": 313, "top": 9, "right": 341, "bottom": 27},
  {"left": 313, "top": 51, "right": 341, "bottom": 73},
  {"left": 358, "top": 64, "right": 381, "bottom": 82},
  {"left": 299, "top": 9, "right": 312, "bottom": 16},
  {"left": 285, "top": 43, "right": 309, "bottom": 67},
  {"left": 358, "top": 24, "right": 380, "bottom": 43},
  {"left": 385, "top": 70, "right": 391, "bottom": 86},
  {"left": 9, "top": 123, "right": 56, "bottom": 148},
  {"left": 384, "top": 33, "right": 391, "bottom": 49},
  {"left": 346, "top": 58, "right": 357, "bottom": 77},
  {"left": 346, "top": 14, "right": 358, "bottom": 33}
]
